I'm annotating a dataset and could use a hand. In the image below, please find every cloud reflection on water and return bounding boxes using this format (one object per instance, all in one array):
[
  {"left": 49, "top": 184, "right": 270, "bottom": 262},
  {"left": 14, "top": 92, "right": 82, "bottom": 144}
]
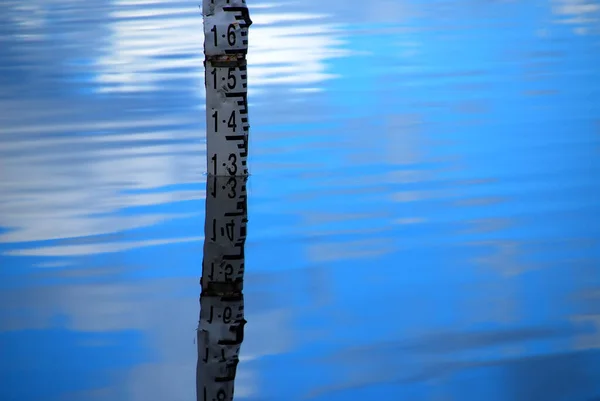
[
  {"left": 96, "top": 1, "right": 347, "bottom": 93},
  {"left": 1, "top": 0, "right": 600, "bottom": 400}
]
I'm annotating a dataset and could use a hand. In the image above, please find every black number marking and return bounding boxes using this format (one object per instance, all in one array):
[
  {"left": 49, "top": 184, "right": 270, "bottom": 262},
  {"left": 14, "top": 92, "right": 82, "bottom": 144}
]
[
  {"left": 211, "top": 154, "right": 217, "bottom": 176},
  {"left": 227, "top": 110, "right": 237, "bottom": 132},
  {"left": 227, "top": 68, "right": 236, "bottom": 89},
  {"left": 211, "top": 68, "right": 217, "bottom": 89},
  {"left": 223, "top": 307, "right": 232, "bottom": 323},
  {"left": 210, "top": 25, "right": 217, "bottom": 47},
  {"left": 207, "top": 306, "right": 214, "bottom": 323},
  {"left": 212, "top": 110, "right": 218, "bottom": 132},
  {"left": 207, "top": 262, "right": 215, "bottom": 281},
  {"left": 224, "top": 264, "right": 233, "bottom": 280},
  {"left": 225, "top": 220, "right": 235, "bottom": 242},
  {"left": 227, "top": 24, "right": 236, "bottom": 46},
  {"left": 227, "top": 153, "right": 237, "bottom": 175},
  {"left": 227, "top": 177, "right": 236, "bottom": 198},
  {"left": 210, "top": 219, "right": 217, "bottom": 241}
]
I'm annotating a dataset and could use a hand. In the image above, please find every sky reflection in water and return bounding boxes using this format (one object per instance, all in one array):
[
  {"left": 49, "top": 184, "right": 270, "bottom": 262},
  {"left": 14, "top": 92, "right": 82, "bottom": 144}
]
[{"left": 1, "top": 0, "right": 600, "bottom": 400}]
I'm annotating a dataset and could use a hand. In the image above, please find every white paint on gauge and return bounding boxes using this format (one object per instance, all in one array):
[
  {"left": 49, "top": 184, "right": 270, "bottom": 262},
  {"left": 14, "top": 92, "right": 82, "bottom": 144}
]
[{"left": 203, "top": 0, "right": 252, "bottom": 176}]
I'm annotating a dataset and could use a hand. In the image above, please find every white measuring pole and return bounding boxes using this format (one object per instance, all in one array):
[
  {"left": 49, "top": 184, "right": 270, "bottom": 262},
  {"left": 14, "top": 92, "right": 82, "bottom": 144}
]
[
  {"left": 202, "top": 0, "right": 251, "bottom": 177},
  {"left": 197, "top": 2, "right": 251, "bottom": 400}
]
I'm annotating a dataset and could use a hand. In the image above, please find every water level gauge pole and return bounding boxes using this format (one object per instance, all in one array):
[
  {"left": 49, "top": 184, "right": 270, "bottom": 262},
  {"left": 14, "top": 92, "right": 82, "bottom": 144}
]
[
  {"left": 202, "top": 0, "right": 252, "bottom": 177},
  {"left": 198, "top": 2, "right": 251, "bottom": 401}
]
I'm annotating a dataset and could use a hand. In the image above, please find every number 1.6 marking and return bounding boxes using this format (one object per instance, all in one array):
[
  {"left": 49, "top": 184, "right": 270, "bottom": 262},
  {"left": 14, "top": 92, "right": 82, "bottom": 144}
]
[{"left": 210, "top": 24, "right": 237, "bottom": 47}]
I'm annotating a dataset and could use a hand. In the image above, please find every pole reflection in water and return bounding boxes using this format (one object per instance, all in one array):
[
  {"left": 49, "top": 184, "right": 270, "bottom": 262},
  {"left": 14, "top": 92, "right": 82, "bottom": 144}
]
[{"left": 197, "top": 176, "right": 248, "bottom": 401}]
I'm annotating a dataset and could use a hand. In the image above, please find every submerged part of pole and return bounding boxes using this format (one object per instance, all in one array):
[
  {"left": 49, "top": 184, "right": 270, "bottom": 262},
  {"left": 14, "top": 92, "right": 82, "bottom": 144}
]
[{"left": 203, "top": 0, "right": 252, "bottom": 177}]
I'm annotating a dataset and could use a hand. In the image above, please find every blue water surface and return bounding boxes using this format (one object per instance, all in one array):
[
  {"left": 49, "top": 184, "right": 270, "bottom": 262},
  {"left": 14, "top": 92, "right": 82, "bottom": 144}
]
[{"left": 1, "top": 0, "right": 600, "bottom": 400}]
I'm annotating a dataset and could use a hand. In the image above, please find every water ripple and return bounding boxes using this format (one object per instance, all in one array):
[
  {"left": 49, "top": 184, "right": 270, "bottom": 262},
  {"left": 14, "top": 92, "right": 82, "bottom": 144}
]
[{"left": 1, "top": 0, "right": 600, "bottom": 400}]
